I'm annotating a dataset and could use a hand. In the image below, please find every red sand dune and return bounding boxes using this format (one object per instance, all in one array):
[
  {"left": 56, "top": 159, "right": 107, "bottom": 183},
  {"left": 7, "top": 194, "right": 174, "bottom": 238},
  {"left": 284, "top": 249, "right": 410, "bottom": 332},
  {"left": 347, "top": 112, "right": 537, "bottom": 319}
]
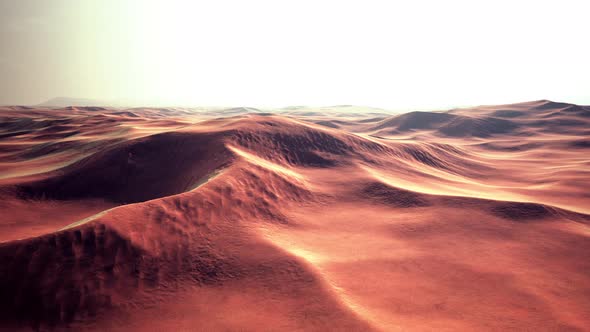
[{"left": 0, "top": 101, "right": 589, "bottom": 331}]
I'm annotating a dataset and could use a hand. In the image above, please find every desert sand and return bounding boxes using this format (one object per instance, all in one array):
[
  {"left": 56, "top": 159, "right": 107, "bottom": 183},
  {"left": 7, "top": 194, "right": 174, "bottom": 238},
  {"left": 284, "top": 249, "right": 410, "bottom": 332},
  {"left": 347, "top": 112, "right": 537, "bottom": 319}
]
[{"left": 0, "top": 100, "right": 589, "bottom": 331}]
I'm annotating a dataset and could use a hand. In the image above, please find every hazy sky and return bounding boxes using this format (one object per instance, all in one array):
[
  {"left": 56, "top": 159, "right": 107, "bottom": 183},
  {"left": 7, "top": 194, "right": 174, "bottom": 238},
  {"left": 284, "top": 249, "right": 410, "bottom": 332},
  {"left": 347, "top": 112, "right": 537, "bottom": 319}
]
[{"left": 1, "top": 0, "right": 589, "bottom": 108}]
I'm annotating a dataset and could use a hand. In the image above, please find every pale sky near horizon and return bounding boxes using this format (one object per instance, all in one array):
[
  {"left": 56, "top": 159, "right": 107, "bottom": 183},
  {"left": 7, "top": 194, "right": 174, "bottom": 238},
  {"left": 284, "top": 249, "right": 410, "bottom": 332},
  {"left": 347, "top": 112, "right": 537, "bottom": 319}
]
[{"left": 0, "top": 0, "right": 589, "bottom": 109}]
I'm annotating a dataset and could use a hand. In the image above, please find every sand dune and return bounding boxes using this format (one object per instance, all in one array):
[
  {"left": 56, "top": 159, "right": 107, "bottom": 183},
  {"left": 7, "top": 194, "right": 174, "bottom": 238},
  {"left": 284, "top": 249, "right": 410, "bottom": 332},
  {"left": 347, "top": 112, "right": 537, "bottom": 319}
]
[
  {"left": 367, "top": 100, "right": 590, "bottom": 138},
  {"left": 0, "top": 101, "right": 589, "bottom": 331}
]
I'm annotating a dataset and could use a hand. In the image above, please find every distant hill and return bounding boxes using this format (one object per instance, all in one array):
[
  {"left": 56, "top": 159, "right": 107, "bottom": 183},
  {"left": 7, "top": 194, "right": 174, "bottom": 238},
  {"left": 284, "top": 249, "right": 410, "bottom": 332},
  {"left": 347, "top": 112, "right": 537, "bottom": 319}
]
[{"left": 37, "top": 97, "right": 110, "bottom": 107}]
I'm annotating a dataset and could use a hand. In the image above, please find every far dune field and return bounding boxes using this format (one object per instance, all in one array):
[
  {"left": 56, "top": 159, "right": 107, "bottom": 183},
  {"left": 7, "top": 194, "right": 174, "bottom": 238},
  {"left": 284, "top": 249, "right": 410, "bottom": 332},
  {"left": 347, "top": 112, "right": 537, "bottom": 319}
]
[{"left": 0, "top": 100, "right": 589, "bottom": 331}]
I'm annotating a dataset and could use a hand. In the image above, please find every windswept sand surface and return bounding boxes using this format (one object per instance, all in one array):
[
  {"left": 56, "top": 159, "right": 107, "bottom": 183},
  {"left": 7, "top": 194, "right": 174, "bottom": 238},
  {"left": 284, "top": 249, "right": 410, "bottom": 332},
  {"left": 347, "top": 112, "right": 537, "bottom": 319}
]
[{"left": 0, "top": 100, "right": 589, "bottom": 331}]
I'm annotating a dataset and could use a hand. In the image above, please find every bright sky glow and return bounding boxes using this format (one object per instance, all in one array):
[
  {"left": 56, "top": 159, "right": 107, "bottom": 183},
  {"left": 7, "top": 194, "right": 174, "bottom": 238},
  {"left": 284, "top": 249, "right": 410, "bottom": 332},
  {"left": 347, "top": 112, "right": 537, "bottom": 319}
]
[{"left": 1, "top": 0, "right": 589, "bottom": 108}]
